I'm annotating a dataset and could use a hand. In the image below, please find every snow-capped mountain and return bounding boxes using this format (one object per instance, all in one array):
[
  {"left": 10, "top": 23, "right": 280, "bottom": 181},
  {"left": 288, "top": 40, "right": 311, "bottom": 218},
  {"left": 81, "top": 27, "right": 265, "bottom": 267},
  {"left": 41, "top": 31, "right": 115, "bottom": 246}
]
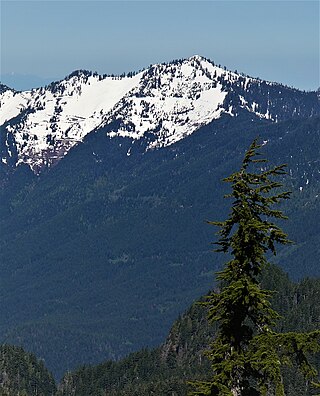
[
  {"left": 0, "top": 71, "right": 142, "bottom": 173},
  {"left": 1, "top": 55, "right": 319, "bottom": 173}
]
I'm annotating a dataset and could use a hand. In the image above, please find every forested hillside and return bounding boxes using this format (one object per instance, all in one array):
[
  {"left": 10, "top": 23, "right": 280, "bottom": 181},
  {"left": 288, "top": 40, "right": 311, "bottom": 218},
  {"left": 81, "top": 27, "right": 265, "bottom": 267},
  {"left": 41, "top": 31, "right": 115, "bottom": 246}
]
[
  {"left": 0, "top": 115, "right": 319, "bottom": 377},
  {"left": 0, "top": 345, "right": 56, "bottom": 396},
  {"left": 57, "top": 265, "right": 320, "bottom": 395},
  {"left": 1, "top": 265, "right": 319, "bottom": 395}
]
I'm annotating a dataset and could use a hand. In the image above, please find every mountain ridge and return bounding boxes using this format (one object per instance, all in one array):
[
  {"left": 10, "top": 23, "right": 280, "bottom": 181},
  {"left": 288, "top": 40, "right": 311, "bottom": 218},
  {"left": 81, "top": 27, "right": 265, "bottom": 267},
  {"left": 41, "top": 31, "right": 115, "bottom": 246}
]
[
  {"left": 0, "top": 114, "right": 319, "bottom": 377},
  {"left": 1, "top": 55, "right": 319, "bottom": 174},
  {"left": 0, "top": 56, "right": 319, "bottom": 378}
]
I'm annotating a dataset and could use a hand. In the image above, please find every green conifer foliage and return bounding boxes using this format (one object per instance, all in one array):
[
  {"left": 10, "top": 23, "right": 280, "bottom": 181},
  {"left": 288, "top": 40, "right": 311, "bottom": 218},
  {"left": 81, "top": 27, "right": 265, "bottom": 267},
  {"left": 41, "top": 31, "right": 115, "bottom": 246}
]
[{"left": 189, "top": 140, "right": 320, "bottom": 396}]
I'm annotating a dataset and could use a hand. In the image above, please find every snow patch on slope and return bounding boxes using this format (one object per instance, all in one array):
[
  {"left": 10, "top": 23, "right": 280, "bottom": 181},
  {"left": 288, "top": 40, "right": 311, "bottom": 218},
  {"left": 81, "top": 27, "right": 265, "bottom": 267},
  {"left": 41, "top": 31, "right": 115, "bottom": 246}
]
[
  {"left": 1, "top": 73, "right": 142, "bottom": 172},
  {"left": 105, "top": 57, "right": 228, "bottom": 148},
  {"left": 0, "top": 89, "right": 30, "bottom": 124}
]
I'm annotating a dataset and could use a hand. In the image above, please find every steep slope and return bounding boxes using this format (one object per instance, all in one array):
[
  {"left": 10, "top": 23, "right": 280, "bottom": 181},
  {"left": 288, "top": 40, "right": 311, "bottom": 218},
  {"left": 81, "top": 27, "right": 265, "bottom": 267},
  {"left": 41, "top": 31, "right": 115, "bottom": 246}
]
[
  {"left": 0, "top": 115, "right": 319, "bottom": 377},
  {"left": 0, "top": 344, "right": 56, "bottom": 396},
  {"left": 1, "top": 56, "right": 319, "bottom": 174},
  {"left": 56, "top": 265, "right": 320, "bottom": 396},
  {"left": 0, "top": 72, "right": 142, "bottom": 173}
]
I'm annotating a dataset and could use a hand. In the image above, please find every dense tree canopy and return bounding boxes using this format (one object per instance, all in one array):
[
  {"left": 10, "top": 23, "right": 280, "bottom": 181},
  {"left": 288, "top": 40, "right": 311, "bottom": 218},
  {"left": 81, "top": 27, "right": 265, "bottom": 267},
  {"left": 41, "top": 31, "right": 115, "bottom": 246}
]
[{"left": 0, "top": 344, "right": 56, "bottom": 396}]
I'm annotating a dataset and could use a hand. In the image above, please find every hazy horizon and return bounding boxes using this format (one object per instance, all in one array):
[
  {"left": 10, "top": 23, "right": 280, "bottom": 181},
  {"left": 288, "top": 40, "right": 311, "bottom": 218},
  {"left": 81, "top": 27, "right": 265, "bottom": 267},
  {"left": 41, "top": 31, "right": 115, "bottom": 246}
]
[{"left": 1, "top": 1, "right": 319, "bottom": 91}]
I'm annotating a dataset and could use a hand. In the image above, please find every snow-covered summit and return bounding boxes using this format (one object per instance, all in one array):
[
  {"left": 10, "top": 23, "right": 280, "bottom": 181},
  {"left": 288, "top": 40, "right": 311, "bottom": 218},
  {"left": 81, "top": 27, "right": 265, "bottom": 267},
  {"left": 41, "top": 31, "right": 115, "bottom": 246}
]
[
  {"left": 106, "top": 56, "right": 228, "bottom": 148},
  {"left": 1, "top": 56, "right": 319, "bottom": 173}
]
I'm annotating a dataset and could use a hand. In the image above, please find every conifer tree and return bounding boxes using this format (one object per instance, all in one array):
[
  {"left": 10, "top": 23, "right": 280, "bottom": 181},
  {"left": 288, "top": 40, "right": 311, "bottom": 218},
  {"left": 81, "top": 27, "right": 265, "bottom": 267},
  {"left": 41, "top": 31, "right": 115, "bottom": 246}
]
[{"left": 190, "top": 140, "right": 320, "bottom": 395}]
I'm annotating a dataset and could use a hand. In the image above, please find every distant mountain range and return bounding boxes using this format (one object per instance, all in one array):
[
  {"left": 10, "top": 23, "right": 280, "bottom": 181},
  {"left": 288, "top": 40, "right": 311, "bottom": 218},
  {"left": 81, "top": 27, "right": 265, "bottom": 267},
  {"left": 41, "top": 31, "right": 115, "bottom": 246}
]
[{"left": 0, "top": 56, "right": 319, "bottom": 378}]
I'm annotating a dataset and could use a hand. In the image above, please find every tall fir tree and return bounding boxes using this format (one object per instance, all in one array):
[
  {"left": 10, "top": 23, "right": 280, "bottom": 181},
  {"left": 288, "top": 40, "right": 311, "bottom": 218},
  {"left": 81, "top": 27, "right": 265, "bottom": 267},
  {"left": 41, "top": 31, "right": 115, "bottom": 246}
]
[{"left": 190, "top": 140, "right": 320, "bottom": 396}]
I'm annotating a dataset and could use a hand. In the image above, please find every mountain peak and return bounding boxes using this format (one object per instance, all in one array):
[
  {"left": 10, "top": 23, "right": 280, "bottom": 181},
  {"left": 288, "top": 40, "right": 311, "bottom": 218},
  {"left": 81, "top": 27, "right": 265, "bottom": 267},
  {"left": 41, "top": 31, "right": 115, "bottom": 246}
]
[
  {"left": 187, "top": 54, "right": 210, "bottom": 65},
  {"left": 188, "top": 54, "right": 206, "bottom": 61},
  {"left": 1, "top": 57, "right": 319, "bottom": 174}
]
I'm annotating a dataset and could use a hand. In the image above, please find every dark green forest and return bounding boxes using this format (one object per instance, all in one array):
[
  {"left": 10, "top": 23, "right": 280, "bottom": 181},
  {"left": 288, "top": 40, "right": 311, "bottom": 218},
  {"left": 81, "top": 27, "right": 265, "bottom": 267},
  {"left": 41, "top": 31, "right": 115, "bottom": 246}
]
[
  {"left": 0, "top": 115, "right": 319, "bottom": 377},
  {"left": 57, "top": 266, "right": 320, "bottom": 396},
  {"left": 1, "top": 265, "right": 319, "bottom": 395},
  {"left": 0, "top": 345, "right": 56, "bottom": 396}
]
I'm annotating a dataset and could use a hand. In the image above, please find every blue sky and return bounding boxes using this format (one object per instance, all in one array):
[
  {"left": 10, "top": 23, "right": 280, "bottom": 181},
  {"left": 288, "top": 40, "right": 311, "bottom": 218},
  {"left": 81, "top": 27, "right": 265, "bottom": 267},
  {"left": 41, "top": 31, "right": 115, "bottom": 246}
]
[{"left": 1, "top": 0, "right": 319, "bottom": 91}]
